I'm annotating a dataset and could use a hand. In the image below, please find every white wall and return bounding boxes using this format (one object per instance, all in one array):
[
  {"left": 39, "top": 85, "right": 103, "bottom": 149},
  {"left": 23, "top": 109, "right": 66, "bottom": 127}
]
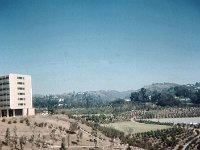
[{"left": 9, "top": 74, "right": 32, "bottom": 109}]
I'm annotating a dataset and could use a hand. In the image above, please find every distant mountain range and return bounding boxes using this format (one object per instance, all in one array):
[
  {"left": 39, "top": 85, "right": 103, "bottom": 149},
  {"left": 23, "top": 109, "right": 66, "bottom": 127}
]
[
  {"left": 34, "top": 83, "right": 182, "bottom": 102},
  {"left": 33, "top": 82, "right": 200, "bottom": 107},
  {"left": 81, "top": 83, "right": 180, "bottom": 101}
]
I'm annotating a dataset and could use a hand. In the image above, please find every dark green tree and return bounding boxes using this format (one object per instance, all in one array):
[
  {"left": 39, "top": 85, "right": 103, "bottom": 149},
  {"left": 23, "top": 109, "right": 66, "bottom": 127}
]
[
  {"left": 130, "top": 92, "right": 139, "bottom": 102},
  {"left": 174, "top": 86, "right": 190, "bottom": 97},
  {"left": 13, "top": 126, "right": 18, "bottom": 149},
  {"left": 157, "top": 93, "right": 180, "bottom": 106},
  {"left": 5, "top": 128, "right": 10, "bottom": 145},
  {"left": 19, "top": 136, "right": 26, "bottom": 150},
  {"left": 151, "top": 91, "right": 161, "bottom": 102},
  {"left": 139, "top": 88, "right": 148, "bottom": 102},
  {"left": 192, "top": 90, "right": 200, "bottom": 104},
  {"left": 60, "top": 137, "right": 67, "bottom": 150}
]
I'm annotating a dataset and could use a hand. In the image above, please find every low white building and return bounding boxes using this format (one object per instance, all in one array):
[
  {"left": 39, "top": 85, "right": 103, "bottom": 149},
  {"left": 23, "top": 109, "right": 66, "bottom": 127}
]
[{"left": 0, "top": 73, "right": 35, "bottom": 117}]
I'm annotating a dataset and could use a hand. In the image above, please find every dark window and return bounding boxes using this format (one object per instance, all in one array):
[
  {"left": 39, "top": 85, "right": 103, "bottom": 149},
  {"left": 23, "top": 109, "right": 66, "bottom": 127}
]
[
  {"left": 18, "top": 93, "right": 25, "bottom": 95},
  {"left": 18, "top": 98, "right": 25, "bottom": 100},
  {"left": 17, "top": 82, "right": 25, "bottom": 85}
]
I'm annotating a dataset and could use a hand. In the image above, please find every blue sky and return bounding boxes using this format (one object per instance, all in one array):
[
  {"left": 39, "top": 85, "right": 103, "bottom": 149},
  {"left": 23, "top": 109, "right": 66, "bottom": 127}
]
[{"left": 0, "top": 0, "right": 200, "bottom": 94}]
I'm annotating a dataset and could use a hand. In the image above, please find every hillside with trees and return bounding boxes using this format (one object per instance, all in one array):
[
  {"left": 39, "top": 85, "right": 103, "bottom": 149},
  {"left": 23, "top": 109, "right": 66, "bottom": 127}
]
[
  {"left": 33, "top": 90, "right": 134, "bottom": 109},
  {"left": 130, "top": 82, "right": 200, "bottom": 107},
  {"left": 33, "top": 82, "right": 200, "bottom": 109}
]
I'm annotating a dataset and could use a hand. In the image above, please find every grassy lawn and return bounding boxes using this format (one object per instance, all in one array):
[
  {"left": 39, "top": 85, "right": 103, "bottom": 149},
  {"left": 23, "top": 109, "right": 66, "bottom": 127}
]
[{"left": 104, "top": 121, "right": 171, "bottom": 134}]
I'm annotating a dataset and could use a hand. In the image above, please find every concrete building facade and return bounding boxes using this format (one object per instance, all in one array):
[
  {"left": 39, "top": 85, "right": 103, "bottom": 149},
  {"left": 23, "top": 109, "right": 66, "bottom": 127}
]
[{"left": 0, "top": 73, "right": 35, "bottom": 117}]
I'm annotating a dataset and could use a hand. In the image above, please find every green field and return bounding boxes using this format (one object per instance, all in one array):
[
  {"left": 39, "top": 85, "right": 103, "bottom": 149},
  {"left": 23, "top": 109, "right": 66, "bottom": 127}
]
[{"left": 105, "top": 121, "right": 171, "bottom": 134}]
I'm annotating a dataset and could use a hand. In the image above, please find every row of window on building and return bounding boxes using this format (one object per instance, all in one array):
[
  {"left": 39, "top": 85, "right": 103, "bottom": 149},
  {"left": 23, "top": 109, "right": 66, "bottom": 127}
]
[
  {"left": 0, "top": 93, "right": 25, "bottom": 96},
  {"left": 0, "top": 104, "right": 10, "bottom": 107},
  {"left": 17, "top": 76, "right": 24, "bottom": 80},
  {"left": 0, "top": 76, "right": 9, "bottom": 80},
  {"left": 0, "top": 82, "right": 25, "bottom": 85},
  {"left": 18, "top": 93, "right": 25, "bottom": 95},
  {"left": 0, "top": 98, "right": 10, "bottom": 101},
  {"left": 0, "top": 97, "right": 25, "bottom": 101},
  {"left": 0, "top": 88, "right": 9, "bottom": 91},
  {"left": 18, "top": 103, "right": 26, "bottom": 106},
  {"left": 0, "top": 103, "right": 25, "bottom": 107},
  {"left": 0, "top": 93, "right": 10, "bottom": 96},
  {"left": 0, "top": 87, "right": 25, "bottom": 91},
  {"left": 0, "top": 82, "right": 9, "bottom": 85},
  {"left": 18, "top": 98, "right": 25, "bottom": 100},
  {"left": 0, "top": 76, "right": 24, "bottom": 80},
  {"left": 17, "top": 82, "right": 25, "bottom": 85}
]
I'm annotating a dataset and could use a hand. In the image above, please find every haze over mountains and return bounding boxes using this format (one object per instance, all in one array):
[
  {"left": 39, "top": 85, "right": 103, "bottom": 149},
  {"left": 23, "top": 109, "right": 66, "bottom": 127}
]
[
  {"left": 76, "top": 83, "right": 180, "bottom": 101},
  {"left": 143, "top": 83, "right": 180, "bottom": 92},
  {"left": 34, "top": 82, "right": 181, "bottom": 101},
  {"left": 33, "top": 82, "right": 200, "bottom": 108}
]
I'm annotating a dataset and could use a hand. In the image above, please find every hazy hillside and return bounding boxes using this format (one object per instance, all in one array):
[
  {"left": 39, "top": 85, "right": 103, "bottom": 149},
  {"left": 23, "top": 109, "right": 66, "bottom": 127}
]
[
  {"left": 33, "top": 83, "right": 180, "bottom": 103},
  {"left": 33, "top": 82, "right": 200, "bottom": 108},
  {"left": 33, "top": 90, "right": 135, "bottom": 108},
  {"left": 143, "top": 83, "right": 179, "bottom": 92},
  {"left": 86, "top": 90, "right": 134, "bottom": 101}
]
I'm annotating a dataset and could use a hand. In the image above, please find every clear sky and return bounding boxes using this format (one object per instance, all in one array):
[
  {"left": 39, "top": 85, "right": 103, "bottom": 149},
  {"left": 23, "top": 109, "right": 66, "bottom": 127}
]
[{"left": 0, "top": 0, "right": 200, "bottom": 94}]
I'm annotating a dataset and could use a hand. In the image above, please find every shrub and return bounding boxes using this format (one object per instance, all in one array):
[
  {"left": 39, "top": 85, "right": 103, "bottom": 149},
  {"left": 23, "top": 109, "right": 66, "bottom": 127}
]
[
  {"left": 2, "top": 118, "right": 6, "bottom": 122},
  {"left": 13, "top": 120, "right": 17, "bottom": 123},
  {"left": 61, "top": 111, "right": 65, "bottom": 115},
  {"left": 66, "top": 130, "right": 76, "bottom": 134},
  {"left": 34, "top": 122, "right": 38, "bottom": 126},
  {"left": 38, "top": 122, "right": 44, "bottom": 127},
  {"left": 48, "top": 124, "right": 53, "bottom": 129},
  {"left": 20, "top": 119, "right": 24, "bottom": 123},
  {"left": 8, "top": 120, "right": 12, "bottom": 124},
  {"left": 69, "top": 122, "right": 79, "bottom": 132},
  {"left": 178, "top": 145, "right": 184, "bottom": 150},
  {"left": 26, "top": 119, "right": 30, "bottom": 126},
  {"left": 59, "top": 126, "right": 63, "bottom": 131}
]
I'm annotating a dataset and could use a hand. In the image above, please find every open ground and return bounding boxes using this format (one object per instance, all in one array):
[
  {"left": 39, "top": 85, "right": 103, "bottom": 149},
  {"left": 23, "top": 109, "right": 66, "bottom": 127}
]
[
  {"left": 0, "top": 115, "right": 144, "bottom": 150},
  {"left": 104, "top": 121, "right": 171, "bottom": 134}
]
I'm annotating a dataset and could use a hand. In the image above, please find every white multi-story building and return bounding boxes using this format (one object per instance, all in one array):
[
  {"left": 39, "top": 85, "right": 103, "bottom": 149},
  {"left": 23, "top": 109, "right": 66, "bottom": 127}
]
[{"left": 0, "top": 74, "right": 35, "bottom": 117}]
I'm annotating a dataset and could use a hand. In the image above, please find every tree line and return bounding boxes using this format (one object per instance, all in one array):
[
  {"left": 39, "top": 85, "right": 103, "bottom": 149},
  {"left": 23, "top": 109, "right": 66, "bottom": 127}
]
[{"left": 130, "top": 84, "right": 200, "bottom": 106}]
